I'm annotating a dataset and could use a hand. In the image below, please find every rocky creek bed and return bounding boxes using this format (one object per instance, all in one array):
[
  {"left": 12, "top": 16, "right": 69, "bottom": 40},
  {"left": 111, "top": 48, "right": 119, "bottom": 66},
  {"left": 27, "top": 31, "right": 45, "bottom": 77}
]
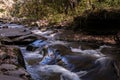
[{"left": 0, "top": 22, "right": 120, "bottom": 80}]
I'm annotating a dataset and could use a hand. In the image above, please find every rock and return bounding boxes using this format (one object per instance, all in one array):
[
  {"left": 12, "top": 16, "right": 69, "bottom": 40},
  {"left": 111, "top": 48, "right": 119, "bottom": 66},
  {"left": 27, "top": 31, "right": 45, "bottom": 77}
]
[
  {"left": 114, "top": 32, "right": 120, "bottom": 45},
  {"left": 80, "top": 42, "right": 100, "bottom": 50},
  {"left": 0, "top": 51, "right": 9, "bottom": 60},
  {"left": 0, "top": 75, "right": 24, "bottom": 80},
  {"left": 81, "top": 57, "right": 118, "bottom": 80},
  {"left": 4, "top": 68, "right": 30, "bottom": 78},
  {"left": 13, "top": 47, "right": 26, "bottom": 68},
  {"left": 11, "top": 34, "right": 38, "bottom": 45},
  {"left": 46, "top": 44, "right": 72, "bottom": 54},
  {"left": 2, "top": 25, "right": 8, "bottom": 29},
  {"left": 0, "top": 28, "right": 31, "bottom": 38},
  {"left": 38, "top": 65, "right": 80, "bottom": 80},
  {"left": 0, "top": 45, "right": 25, "bottom": 67},
  {"left": 0, "top": 28, "right": 43, "bottom": 45},
  {"left": 0, "top": 64, "right": 17, "bottom": 71},
  {"left": 39, "top": 71, "right": 61, "bottom": 80},
  {"left": 0, "top": 46, "right": 31, "bottom": 80},
  {"left": 100, "top": 47, "right": 120, "bottom": 60}
]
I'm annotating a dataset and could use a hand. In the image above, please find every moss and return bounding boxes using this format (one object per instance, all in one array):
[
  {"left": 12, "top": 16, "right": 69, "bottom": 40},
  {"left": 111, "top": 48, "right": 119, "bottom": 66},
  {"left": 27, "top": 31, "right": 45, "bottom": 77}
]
[{"left": 0, "top": 9, "right": 5, "bottom": 13}]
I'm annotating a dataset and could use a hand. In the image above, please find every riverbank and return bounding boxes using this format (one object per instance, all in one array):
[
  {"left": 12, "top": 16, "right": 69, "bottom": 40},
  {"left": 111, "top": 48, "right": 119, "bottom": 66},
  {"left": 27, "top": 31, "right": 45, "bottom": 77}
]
[
  {"left": 55, "top": 30, "right": 115, "bottom": 45},
  {"left": 0, "top": 45, "right": 31, "bottom": 80}
]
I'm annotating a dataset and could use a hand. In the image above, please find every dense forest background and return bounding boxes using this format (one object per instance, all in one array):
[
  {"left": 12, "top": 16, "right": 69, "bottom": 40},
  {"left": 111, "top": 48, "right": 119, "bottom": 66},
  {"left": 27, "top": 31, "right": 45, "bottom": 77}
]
[{"left": 0, "top": 0, "right": 120, "bottom": 24}]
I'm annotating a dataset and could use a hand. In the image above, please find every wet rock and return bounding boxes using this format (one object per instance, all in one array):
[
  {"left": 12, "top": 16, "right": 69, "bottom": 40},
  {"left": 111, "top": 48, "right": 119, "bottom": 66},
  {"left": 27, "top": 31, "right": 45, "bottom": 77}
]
[
  {"left": 46, "top": 43, "right": 72, "bottom": 55},
  {"left": 11, "top": 34, "right": 38, "bottom": 45},
  {"left": 3, "top": 25, "right": 8, "bottom": 29},
  {"left": 0, "top": 64, "right": 17, "bottom": 71},
  {"left": 0, "top": 28, "right": 43, "bottom": 45},
  {"left": 81, "top": 57, "right": 118, "bottom": 80},
  {"left": 100, "top": 47, "right": 120, "bottom": 60},
  {"left": 0, "top": 46, "right": 31, "bottom": 80},
  {"left": 59, "top": 54, "right": 98, "bottom": 72},
  {"left": 0, "top": 51, "right": 9, "bottom": 60},
  {"left": 80, "top": 42, "right": 100, "bottom": 50},
  {"left": 39, "top": 43, "right": 99, "bottom": 72},
  {"left": 4, "top": 68, "right": 30, "bottom": 78},
  {"left": 0, "top": 75, "right": 24, "bottom": 80},
  {"left": 0, "top": 28, "right": 31, "bottom": 38},
  {"left": 114, "top": 32, "right": 120, "bottom": 45},
  {"left": 0, "top": 24, "right": 7, "bottom": 29},
  {"left": 38, "top": 65, "right": 80, "bottom": 80},
  {"left": 13, "top": 47, "right": 26, "bottom": 68},
  {"left": 39, "top": 71, "right": 61, "bottom": 80}
]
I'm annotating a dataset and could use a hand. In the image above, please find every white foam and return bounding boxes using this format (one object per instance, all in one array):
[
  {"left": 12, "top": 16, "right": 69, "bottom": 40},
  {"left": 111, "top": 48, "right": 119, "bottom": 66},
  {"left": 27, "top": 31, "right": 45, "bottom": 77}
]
[
  {"left": 71, "top": 48, "right": 103, "bottom": 57},
  {"left": 38, "top": 65, "right": 81, "bottom": 80},
  {"left": 31, "top": 30, "right": 42, "bottom": 35},
  {"left": 31, "top": 30, "right": 53, "bottom": 35},
  {"left": 20, "top": 47, "right": 43, "bottom": 59}
]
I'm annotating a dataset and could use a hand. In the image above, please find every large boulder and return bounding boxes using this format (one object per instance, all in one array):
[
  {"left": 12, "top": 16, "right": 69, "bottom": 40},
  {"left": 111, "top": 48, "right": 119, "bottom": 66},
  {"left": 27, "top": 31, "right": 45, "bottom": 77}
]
[{"left": 81, "top": 57, "right": 118, "bottom": 80}]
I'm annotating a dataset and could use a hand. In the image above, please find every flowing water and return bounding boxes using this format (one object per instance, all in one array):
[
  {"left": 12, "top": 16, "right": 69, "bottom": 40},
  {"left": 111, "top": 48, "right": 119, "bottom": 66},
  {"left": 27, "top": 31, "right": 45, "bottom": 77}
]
[
  {"left": 20, "top": 29, "right": 116, "bottom": 80},
  {"left": 0, "top": 23, "right": 119, "bottom": 80}
]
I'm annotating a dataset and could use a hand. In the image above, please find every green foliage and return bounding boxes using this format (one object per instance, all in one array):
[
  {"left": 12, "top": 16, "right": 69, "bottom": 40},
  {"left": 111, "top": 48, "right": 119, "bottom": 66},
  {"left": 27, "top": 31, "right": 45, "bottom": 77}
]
[
  {"left": 0, "top": 9, "right": 5, "bottom": 12},
  {"left": 94, "top": 0, "right": 120, "bottom": 9},
  {"left": 9, "top": 0, "right": 120, "bottom": 24}
]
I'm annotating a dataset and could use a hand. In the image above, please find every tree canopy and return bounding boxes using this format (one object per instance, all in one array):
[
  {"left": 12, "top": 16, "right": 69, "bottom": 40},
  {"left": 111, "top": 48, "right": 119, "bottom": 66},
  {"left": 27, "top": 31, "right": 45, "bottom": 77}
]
[{"left": 0, "top": 0, "right": 120, "bottom": 23}]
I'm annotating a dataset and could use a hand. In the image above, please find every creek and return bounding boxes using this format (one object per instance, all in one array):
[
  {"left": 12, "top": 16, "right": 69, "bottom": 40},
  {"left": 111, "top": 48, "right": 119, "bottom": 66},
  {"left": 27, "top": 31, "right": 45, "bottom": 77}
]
[{"left": 0, "top": 22, "right": 119, "bottom": 80}]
